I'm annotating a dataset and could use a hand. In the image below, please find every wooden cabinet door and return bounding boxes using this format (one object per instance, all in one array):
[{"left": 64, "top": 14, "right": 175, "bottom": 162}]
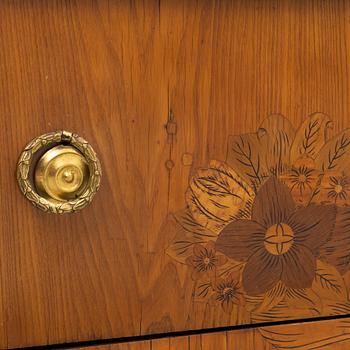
[{"left": 2, "top": 0, "right": 350, "bottom": 348}]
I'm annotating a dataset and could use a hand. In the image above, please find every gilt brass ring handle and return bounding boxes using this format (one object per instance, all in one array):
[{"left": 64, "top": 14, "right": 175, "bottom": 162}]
[{"left": 17, "top": 130, "right": 102, "bottom": 214}]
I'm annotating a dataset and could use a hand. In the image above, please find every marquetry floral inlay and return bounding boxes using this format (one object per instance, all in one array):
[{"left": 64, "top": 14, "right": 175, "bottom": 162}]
[
  {"left": 217, "top": 175, "right": 336, "bottom": 296},
  {"left": 163, "top": 113, "right": 350, "bottom": 324}
]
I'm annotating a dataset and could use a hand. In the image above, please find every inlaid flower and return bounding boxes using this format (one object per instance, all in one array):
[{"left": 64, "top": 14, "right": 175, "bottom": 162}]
[
  {"left": 279, "top": 157, "right": 319, "bottom": 205},
  {"left": 210, "top": 271, "right": 244, "bottom": 313},
  {"left": 186, "top": 241, "right": 227, "bottom": 280},
  {"left": 314, "top": 171, "right": 350, "bottom": 206},
  {"left": 215, "top": 176, "right": 336, "bottom": 296},
  {"left": 326, "top": 176, "right": 349, "bottom": 202}
]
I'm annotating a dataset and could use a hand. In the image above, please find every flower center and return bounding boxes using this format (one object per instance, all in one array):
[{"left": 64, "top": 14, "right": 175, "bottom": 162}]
[
  {"left": 264, "top": 223, "right": 294, "bottom": 255},
  {"left": 223, "top": 287, "right": 233, "bottom": 296},
  {"left": 298, "top": 174, "right": 307, "bottom": 183},
  {"left": 203, "top": 257, "right": 210, "bottom": 265},
  {"left": 335, "top": 184, "right": 343, "bottom": 194}
]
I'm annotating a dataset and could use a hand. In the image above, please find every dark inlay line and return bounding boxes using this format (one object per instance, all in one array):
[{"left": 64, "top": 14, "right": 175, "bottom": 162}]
[{"left": 13, "top": 313, "right": 350, "bottom": 350}]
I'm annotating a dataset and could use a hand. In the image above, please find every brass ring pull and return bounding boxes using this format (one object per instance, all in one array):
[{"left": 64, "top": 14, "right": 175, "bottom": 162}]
[{"left": 17, "top": 131, "right": 102, "bottom": 214}]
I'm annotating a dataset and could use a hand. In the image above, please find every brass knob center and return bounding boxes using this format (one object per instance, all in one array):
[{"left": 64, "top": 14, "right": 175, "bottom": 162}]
[{"left": 35, "top": 145, "right": 90, "bottom": 202}]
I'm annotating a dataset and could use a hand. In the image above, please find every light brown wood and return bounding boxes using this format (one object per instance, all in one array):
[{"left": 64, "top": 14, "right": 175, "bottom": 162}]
[
  {"left": 201, "top": 333, "right": 227, "bottom": 350},
  {"left": 2, "top": 0, "right": 350, "bottom": 348},
  {"left": 169, "top": 337, "right": 189, "bottom": 350},
  {"left": 75, "top": 317, "right": 350, "bottom": 350},
  {"left": 81, "top": 341, "right": 150, "bottom": 350},
  {"left": 151, "top": 338, "right": 170, "bottom": 350},
  {"left": 189, "top": 335, "right": 202, "bottom": 350}
]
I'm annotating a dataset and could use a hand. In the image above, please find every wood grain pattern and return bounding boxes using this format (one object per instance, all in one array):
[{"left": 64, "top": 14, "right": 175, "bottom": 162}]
[
  {"left": 166, "top": 113, "right": 350, "bottom": 324},
  {"left": 81, "top": 341, "right": 150, "bottom": 350},
  {"left": 75, "top": 317, "right": 350, "bottom": 350},
  {"left": 2, "top": 0, "right": 350, "bottom": 348}
]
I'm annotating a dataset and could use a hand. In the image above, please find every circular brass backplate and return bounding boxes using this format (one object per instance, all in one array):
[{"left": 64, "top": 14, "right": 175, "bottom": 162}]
[{"left": 17, "top": 131, "right": 102, "bottom": 214}]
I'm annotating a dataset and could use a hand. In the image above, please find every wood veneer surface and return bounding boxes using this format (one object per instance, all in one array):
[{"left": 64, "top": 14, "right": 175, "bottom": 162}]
[
  {"left": 76, "top": 317, "right": 350, "bottom": 350},
  {"left": 2, "top": 0, "right": 350, "bottom": 348}
]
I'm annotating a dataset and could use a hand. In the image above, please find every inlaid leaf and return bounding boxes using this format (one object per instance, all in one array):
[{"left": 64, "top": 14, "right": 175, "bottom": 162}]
[
  {"left": 244, "top": 293, "right": 264, "bottom": 312},
  {"left": 258, "top": 114, "right": 296, "bottom": 176},
  {"left": 319, "top": 207, "right": 350, "bottom": 274},
  {"left": 245, "top": 287, "right": 321, "bottom": 317},
  {"left": 255, "top": 282, "right": 286, "bottom": 313},
  {"left": 322, "top": 302, "right": 350, "bottom": 315},
  {"left": 259, "top": 320, "right": 350, "bottom": 349},
  {"left": 312, "top": 260, "right": 348, "bottom": 302},
  {"left": 226, "top": 132, "right": 269, "bottom": 191},
  {"left": 248, "top": 288, "right": 322, "bottom": 322},
  {"left": 315, "top": 129, "right": 350, "bottom": 172},
  {"left": 217, "top": 259, "right": 244, "bottom": 279},
  {"left": 175, "top": 208, "right": 218, "bottom": 241},
  {"left": 194, "top": 281, "right": 213, "bottom": 302},
  {"left": 166, "top": 209, "right": 216, "bottom": 264},
  {"left": 186, "top": 160, "right": 254, "bottom": 234},
  {"left": 285, "top": 288, "right": 321, "bottom": 311},
  {"left": 290, "top": 112, "right": 333, "bottom": 163},
  {"left": 251, "top": 300, "right": 319, "bottom": 323}
]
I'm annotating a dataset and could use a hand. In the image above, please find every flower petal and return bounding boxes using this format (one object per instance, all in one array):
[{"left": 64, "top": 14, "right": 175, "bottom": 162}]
[
  {"left": 193, "top": 243, "right": 207, "bottom": 258},
  {"left": 281, "top": 245, "right": 316, "bottom": 289},
  {"left": 215, "top": 220, "right": 265, "bottom": 261},
  {"left": 319, "top": 207, "right": 350, "bottom": 274},
  {"left": 252, "top": 177, "right": 295, "bottom": 227},
  {"left": 216, "top": 254, "right": 228, "bottom": 267},
  {"left": 209, "top": 292, "right": 220, "bottom": 306},
  {"left": 227, "top": 269, "right": 242, "bottom": 283},
  {"left": 287, "top": 205, "right": 336, "bottom": 253},
  {"left": 206, "top": 240, "right": 216, "bottom": 252},
  {"left": 234, "top": 292, "right": 246, "bottom": 307},
  {"left": 242, "top": 248, "right": 282, "bottom": 296},
  {"left": 191, "top": 269, "right": 202, "bottom": 281},
  {"left": 185, "top": 255, "right": 196, "bottom": 267},
  {"left": 221, "top": 299, "right": 234, "bottom": 314},
  {"left": 213, "top": 278, "right": 226, "bottom": 292}
]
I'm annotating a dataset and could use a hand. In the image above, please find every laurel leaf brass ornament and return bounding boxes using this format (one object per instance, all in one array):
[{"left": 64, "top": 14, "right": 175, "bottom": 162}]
[{"left": 17, "top": 130, "right": 102, "bottom": 213}]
